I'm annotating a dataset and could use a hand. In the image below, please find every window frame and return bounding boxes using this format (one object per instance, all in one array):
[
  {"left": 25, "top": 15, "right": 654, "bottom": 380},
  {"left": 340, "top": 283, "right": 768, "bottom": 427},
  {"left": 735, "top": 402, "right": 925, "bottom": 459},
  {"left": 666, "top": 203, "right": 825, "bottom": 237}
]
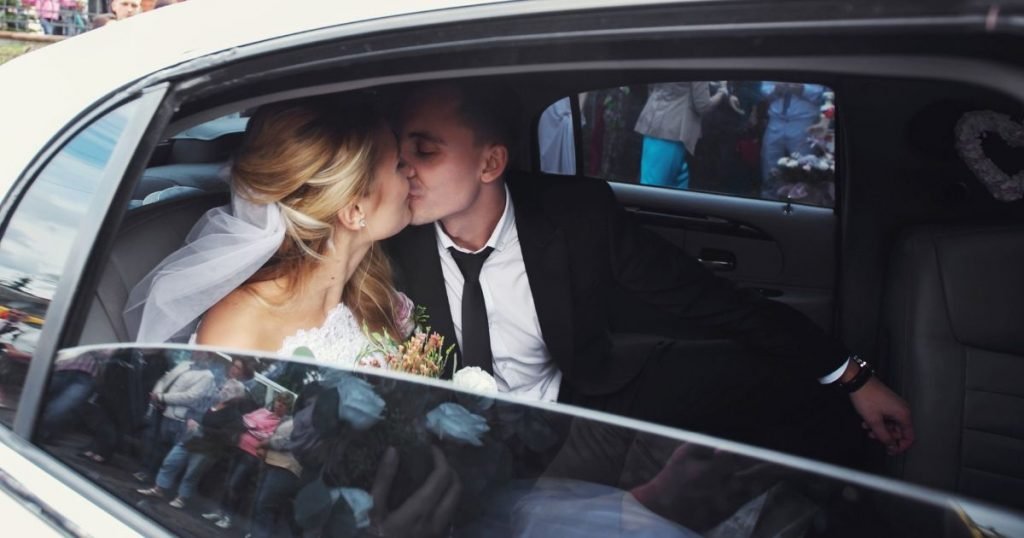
[{"left": 11, "top": 85, "right": 170, "bottom": 439}]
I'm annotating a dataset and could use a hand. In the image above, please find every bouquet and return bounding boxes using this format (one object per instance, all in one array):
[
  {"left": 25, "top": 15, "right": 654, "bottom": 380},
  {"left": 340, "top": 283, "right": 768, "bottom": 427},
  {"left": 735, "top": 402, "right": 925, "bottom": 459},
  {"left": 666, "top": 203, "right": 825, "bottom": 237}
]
[
  {"left": 292, "top": 293, "right": 508, "bottom": 535},
  {"left": 356, "top": 292, "right": 499, "bottom": 394},
  {"left": 356, "top": 301, "right": 453, "bottom": 379},
  {"left": 770, "top": 149, "right": 836, "bottom": 207}
]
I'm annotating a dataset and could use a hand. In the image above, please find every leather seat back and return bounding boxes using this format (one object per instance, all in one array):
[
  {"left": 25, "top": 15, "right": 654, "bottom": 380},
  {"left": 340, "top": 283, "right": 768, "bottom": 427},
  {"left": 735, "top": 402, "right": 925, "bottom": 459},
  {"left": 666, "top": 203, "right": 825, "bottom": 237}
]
[
  {"left": 883, "top": 225, "right": 1024, "bottom": 509},
  {"left": 80, "top": 192, "right": 228, "bottom": 344}
]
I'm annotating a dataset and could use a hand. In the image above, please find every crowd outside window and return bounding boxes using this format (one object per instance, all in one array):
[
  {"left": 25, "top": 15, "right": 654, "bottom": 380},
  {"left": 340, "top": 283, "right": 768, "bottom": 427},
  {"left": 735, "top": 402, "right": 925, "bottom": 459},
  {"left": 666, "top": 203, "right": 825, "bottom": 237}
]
[
  {"left": 20, "top": 0, "right": 82, "bottom": 35},
  {"left": 758, "top": 82, "right": 826, "bottom": 199},
  {"left": 108, "top": 0, "right": 141, "bottom": 20},
  {"left": 634, "top": 82, "right": 726, "bottom": 190}
]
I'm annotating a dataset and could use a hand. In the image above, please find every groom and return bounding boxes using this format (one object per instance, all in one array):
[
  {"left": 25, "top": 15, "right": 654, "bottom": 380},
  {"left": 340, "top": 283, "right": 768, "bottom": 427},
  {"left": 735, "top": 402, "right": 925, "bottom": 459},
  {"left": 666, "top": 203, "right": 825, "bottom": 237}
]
[{"left": 385, "top": 81, "right": 914, "bottom": 458}]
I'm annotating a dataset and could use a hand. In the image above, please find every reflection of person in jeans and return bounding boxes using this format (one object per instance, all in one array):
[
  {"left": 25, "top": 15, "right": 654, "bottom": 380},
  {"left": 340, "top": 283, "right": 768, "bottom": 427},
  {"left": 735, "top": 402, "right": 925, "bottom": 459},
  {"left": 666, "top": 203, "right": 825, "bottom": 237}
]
[
  {"left": 37, "top": 350, "right": 107, "bottom": 441},
  {"left": 136, "top": 378, "right": 256, "bottom": 509},
  {"left": 204, "top": 393, "right": 292, "bottom": 530},
  {"left": 758, "top": 82, "right": 825, "bottom": 198},
  {"left": 135, "top": 352, "right": 216, "bottom": 482},
  {"left": 634, "top": 82, "right": 725, "bottom": 189},
  {"left": 249, "top": 414, "right": 303, "bottom": 537}
]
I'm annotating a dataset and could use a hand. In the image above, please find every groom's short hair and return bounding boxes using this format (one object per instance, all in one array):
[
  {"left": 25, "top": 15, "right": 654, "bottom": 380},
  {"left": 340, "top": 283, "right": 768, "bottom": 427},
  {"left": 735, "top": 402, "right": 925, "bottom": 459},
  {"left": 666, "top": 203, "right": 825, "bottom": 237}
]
[{"left": 405, "top": 80, "right": 523, "bottom": 157}]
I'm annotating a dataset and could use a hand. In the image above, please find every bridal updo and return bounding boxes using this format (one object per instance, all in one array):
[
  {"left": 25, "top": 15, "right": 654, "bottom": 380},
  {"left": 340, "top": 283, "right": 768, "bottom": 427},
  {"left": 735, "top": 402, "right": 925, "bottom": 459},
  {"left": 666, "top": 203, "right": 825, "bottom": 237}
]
[{"left": 230, "top": 97, "right": 401, "bottom": 339}]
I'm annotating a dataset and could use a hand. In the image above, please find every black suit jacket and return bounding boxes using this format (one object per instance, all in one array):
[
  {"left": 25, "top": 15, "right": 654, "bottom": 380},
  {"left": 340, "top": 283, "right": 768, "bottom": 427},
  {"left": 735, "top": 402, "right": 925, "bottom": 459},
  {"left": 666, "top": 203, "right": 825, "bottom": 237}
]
[{"left": 385, "top": 173, "right": 849, "bottom": 396}]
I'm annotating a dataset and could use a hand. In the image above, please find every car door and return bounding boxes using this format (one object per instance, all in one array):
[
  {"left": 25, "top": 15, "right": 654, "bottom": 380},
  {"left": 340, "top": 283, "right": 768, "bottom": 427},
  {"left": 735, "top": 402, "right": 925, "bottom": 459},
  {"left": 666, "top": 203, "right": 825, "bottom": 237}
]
[
  {"left": 0, "top": 86, "right": 174, "bottom": 536},
  {"left": 538, "top": 81, "right": 838, "bottom": 334},
  {"left": 25, "top": 343, "right": 1024, "bottom": 538}
]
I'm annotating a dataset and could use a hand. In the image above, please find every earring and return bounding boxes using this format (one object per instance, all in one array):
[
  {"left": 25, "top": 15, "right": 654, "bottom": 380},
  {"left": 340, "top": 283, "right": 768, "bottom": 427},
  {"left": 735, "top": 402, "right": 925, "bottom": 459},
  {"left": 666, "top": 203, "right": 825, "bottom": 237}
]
[{"left": 359, "top": 218, "right": 367, "bottom": 228}]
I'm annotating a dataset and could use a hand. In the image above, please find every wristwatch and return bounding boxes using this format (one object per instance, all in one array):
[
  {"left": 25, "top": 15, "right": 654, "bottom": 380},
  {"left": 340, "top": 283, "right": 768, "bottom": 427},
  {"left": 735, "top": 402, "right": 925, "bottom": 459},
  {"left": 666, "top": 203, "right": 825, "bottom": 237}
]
[{"left": 835, "top": 356, "right": 874, "bottom": 393}]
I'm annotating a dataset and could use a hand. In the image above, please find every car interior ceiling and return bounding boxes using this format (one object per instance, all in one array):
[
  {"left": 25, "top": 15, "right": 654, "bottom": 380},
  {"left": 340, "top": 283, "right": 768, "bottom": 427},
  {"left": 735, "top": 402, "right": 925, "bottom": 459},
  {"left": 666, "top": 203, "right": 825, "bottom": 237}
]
[{"left": 78, "top": 64, "right": 1024, "bottom": 509}]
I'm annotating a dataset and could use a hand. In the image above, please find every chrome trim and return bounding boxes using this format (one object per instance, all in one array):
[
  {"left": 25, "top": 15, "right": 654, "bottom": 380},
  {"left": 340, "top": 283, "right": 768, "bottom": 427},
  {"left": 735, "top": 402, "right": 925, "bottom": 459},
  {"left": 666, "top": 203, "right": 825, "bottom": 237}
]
[{"left": 0, "top": 426, "right": 146, "bottom": 537}]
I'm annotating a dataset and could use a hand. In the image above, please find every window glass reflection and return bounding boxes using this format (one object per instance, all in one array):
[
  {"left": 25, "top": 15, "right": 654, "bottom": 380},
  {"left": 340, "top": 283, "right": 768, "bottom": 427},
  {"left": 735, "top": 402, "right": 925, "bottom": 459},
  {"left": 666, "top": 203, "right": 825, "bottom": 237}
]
[
  {"left": 0, "top": 103, "right": 138, "bottom": 427},
  {"left": 34, "top": 345, "right": 998, "bottom": 538}
]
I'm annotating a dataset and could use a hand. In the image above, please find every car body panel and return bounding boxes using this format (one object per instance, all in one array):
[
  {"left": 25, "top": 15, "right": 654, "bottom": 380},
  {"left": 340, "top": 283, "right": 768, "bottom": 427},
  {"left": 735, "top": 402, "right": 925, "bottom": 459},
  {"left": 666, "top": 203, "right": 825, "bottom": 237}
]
[
  {"left": 0, "top": 0, "right": 517, "bottom": 192},
  {"left": 1, "top": 0, "right": 1023, "bottom": 533},
  {"left": 28, "top": 343, "right": 1024, "bottom": 537},
  {"left": 0, "top": 427, "right": 146, "bottom": 537}
]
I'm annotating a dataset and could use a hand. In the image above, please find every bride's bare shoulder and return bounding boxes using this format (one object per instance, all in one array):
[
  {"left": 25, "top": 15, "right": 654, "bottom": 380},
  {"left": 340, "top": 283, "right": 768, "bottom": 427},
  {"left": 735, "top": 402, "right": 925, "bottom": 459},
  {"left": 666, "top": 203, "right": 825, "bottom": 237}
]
[{"left": 195, "top": 287, "right": 278, "bottom": 351}]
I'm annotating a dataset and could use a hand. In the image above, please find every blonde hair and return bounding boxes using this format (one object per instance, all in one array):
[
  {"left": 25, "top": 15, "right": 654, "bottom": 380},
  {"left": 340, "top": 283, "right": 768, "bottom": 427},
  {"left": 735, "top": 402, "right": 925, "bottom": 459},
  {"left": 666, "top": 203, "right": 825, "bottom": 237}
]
[{"left": 231, "top": 98, "right": 402, "bottom": 339}]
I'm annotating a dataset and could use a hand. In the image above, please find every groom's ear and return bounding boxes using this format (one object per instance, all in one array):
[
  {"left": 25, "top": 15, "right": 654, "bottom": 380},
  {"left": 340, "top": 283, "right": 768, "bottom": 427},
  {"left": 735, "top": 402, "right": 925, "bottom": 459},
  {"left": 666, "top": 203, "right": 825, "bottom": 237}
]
[
  {"left": 337, "top": 203, "right": 364, "bottom": 232},
  {"left": 480, "top": 143, "right": 508, "bottom": 184}
]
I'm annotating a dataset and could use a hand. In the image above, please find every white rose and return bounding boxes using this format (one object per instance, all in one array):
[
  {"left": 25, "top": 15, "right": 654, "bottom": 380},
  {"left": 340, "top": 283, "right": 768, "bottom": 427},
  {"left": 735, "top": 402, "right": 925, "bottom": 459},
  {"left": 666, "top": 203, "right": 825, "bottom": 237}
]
[
  {"left": 453, "top": 366, "right": 498, "bottom": 394},
  {"left": 329, "top": 487, "right": 374, "bottom": 529},
  {"left": 425, "top": 402, "right": 490, "bottom": 446},
  {"left": 334, "top": 374, "right": 385, "bottom": 431}
]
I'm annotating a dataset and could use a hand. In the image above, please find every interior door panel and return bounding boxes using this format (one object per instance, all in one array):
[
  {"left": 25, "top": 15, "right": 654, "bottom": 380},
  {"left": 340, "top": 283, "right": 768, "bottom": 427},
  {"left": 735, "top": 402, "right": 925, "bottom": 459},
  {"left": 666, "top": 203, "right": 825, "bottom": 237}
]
[{"left": 610, "top": 183, "right": 837, "bottom": 332}]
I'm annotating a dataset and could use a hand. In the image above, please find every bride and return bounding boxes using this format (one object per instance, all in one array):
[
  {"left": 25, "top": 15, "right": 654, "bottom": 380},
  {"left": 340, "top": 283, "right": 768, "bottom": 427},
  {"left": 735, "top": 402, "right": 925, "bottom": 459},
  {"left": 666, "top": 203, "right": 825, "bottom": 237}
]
[{"left": 125, "top": 96, "right": 414, "bottom": 363}]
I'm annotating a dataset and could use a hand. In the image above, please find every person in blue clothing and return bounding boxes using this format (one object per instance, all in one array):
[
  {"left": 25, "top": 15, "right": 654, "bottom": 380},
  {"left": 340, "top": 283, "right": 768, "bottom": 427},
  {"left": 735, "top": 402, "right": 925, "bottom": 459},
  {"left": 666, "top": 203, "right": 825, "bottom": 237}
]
[{"left": 758, "top": 82, "right": 826, "bottom": 199}]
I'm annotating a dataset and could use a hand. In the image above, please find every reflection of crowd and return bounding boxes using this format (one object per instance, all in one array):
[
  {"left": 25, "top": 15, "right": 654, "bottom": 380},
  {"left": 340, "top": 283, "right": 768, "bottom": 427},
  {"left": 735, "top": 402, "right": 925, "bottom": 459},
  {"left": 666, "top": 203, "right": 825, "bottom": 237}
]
[
  {"left": 581, "top": 80, "right": 836, "bottom": 206},
  {"left": 37, "top": 349, "right": 306, "bottom": 533},
  {"left": 40, "top": 349, "right": 866, "bottom": 537}
]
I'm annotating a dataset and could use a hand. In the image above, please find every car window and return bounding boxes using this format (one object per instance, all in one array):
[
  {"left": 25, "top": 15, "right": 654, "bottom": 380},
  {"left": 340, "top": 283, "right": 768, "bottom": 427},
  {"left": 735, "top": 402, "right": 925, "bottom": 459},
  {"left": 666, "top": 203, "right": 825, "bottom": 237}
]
[
  {"left": 0, "top": 102, "right": 147, "bottom": 428},
  {"left": 31, "top": 344, "right": 1019, "bottom": 538},
  {"left": 540, "top": 81, "right": 837, "bottom": 208},
  {"left": 131, "top": 113, "right": 246, "bottom": 209}
]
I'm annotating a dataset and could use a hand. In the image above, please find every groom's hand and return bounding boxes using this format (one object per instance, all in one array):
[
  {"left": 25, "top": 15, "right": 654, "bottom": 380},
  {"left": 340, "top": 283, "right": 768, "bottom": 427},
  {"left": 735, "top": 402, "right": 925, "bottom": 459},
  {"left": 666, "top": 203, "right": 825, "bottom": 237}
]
[
  {"left": 849, "top": 378, "right": 915, "bottom": 455},
  {"left": 630, "top": 443, "right": 789, "bottom": 531},
  {"left": 368, "top": 445, "right": 461, "bottom": 537}
]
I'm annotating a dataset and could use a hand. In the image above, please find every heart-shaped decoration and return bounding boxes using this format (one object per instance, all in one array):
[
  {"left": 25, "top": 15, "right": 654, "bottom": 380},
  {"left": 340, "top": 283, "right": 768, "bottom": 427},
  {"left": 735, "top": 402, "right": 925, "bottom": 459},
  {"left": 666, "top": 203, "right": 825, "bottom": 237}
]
[{"left": 955, "top": 110, "right": 1024, "bottom": 202}]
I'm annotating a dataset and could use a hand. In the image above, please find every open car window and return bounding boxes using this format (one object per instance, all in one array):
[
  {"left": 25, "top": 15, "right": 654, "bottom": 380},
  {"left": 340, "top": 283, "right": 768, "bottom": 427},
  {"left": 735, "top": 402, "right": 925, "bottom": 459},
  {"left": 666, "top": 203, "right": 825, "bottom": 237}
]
[
  {"left": 33, "top": 344, "right": 1021, "bottom": 538},
  {"left": 541, "top": 81, "right": 837, "bottom": 208}
]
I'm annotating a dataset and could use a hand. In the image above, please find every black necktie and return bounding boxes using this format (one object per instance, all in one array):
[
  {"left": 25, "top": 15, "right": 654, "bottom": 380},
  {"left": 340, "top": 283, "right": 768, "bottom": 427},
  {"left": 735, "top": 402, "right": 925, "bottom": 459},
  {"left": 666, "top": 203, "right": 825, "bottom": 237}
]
[{"left": 448, "top": 246, "right": 495, "bottom": 373}]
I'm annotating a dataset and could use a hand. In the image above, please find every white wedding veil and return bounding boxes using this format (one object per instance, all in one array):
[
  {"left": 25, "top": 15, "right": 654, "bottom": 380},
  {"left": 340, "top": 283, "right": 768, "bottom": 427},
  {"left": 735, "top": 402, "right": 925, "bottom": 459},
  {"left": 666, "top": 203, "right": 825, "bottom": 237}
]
[{"left": 123, "top": 192, "right": 286, "bottom": 343}]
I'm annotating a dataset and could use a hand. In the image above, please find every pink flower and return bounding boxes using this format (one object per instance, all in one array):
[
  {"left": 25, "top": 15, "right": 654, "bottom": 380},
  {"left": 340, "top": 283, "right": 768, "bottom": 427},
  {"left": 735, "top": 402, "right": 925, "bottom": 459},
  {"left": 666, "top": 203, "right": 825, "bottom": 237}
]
[
  {"left": 395, "top": 292, "right": 416, "bottom": 337},
  {"left": 357, "top": 356, "right": 384, "bottom": 369}
]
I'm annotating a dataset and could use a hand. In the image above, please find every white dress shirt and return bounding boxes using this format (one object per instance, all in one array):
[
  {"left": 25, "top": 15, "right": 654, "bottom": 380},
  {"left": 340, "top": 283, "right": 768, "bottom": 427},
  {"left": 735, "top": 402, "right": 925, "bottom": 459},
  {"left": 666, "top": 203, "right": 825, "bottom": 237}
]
[{"left": 435, "top": 187, "right": 562, "bottom": 402}]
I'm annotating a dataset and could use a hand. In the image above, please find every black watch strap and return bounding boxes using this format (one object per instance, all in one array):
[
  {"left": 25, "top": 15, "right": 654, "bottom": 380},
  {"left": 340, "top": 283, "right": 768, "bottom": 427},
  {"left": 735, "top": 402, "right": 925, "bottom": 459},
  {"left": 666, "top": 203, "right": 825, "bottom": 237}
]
[{"left": 836, "top": 356, "right": 874, "bottom": 393}]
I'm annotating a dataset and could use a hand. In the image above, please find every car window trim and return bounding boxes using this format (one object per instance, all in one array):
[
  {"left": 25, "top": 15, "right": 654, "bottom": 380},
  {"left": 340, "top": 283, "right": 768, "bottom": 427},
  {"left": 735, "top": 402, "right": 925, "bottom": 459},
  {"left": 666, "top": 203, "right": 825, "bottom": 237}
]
[{"left": 12, "top": 84, "right": 169, "bottom": 439}]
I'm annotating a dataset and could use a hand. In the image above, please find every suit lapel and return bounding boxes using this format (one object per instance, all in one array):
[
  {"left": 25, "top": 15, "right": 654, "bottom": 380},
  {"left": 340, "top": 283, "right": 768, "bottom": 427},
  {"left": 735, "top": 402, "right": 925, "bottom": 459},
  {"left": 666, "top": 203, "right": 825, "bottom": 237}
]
[
  {"left": 510, "top": 181, "right": 575, "bottom": 373},
  {"left": 391, "top": 225, "right": 459, "bottom": 379}
]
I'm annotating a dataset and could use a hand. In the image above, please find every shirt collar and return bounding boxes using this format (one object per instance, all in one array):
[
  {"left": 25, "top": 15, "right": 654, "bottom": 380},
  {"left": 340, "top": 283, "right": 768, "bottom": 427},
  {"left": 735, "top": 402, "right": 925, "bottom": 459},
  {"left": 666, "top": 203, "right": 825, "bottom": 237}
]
[{"left": 435, "top": 184, "right": 516, "bottom": 255}]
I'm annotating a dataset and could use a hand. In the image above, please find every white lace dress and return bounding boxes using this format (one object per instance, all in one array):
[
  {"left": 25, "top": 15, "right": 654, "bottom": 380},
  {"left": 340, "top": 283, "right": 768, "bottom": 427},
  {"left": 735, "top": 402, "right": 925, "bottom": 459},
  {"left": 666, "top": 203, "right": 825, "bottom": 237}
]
[{"left": 277, "top": 303, "right": 386, "bottom": 369}]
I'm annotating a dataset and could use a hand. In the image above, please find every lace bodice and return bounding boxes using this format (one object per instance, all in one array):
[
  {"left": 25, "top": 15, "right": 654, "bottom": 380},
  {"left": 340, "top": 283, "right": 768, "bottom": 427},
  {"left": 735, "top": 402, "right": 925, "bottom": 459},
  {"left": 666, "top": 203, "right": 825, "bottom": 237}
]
[{"left": 278, "top": 303, "right": 383, "bottom": 369}]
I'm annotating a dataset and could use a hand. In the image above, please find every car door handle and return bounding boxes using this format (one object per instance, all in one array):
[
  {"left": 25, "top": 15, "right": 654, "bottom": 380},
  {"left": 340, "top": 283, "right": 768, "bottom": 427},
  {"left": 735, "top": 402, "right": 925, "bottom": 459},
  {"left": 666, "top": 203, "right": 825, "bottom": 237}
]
[{"left": 697, "top": 248, "right": 736, "bottom": 272}]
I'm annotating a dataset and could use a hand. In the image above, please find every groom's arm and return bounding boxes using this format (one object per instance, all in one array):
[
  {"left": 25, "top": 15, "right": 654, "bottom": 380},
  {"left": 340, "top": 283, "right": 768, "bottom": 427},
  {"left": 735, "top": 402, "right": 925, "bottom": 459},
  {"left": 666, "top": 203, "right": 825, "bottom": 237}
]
[
  {"left": 593, "top": 181, "right": 913, "bottom": 453},
  {"left": 595, "top": 185, "right": 848, "bottom": 379}
]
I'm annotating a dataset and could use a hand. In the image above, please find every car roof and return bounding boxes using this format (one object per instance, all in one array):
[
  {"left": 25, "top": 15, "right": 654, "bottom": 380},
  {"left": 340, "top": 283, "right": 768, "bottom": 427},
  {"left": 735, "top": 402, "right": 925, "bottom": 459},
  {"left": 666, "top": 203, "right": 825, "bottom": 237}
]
[
  {"left": 1, "top": 0, "right": 1018, "bottom": 194},
  {"left": 0, "top": 0, "right": 520, "bottom": 193}
]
